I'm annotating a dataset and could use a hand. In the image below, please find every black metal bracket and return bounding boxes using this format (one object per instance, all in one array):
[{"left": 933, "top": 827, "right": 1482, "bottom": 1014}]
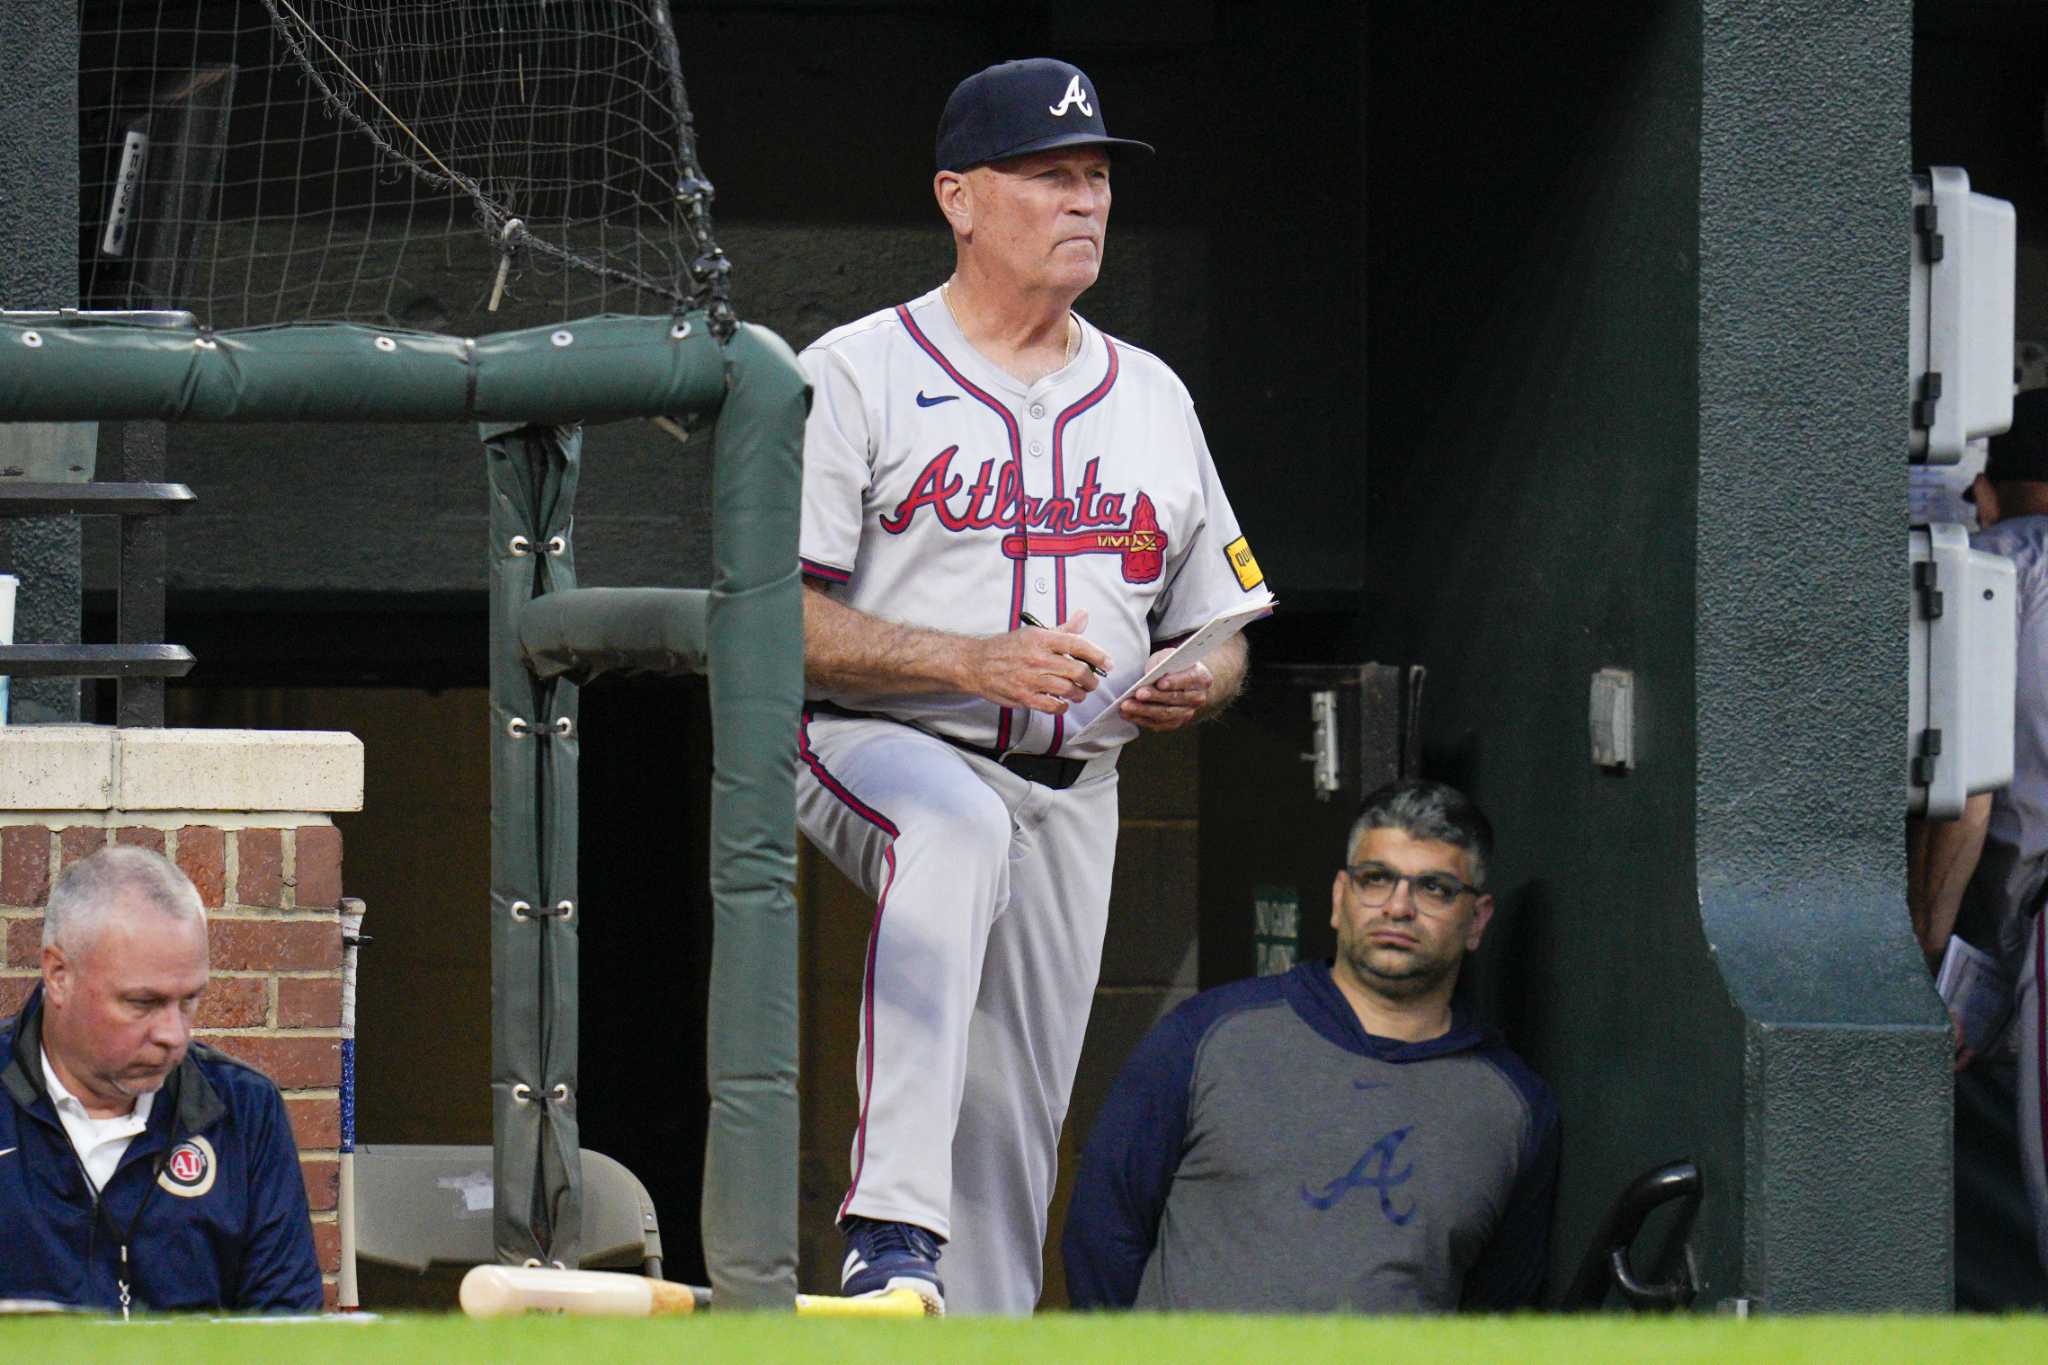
[
  {"left": 0, "top": 482, "right": 194, "bottom": 516},
  {"left": 0, "top": 644, "right": 195, "bottom": 678},
  {"left": 1914, "top": 371, "right": 1943, "bottom": 435},
  {"left": 1915, "top": 559, "right": 1943, "bottom": 621},
  {"left": 1914, "top": 728, "right": 1943, "bottom": 788},
  {"left": 1558, "top": 1160, "right": 1703, "bottom": 1311},
  {"left": 1916, "top": 201, "right": 1944, "bottom": 265}
]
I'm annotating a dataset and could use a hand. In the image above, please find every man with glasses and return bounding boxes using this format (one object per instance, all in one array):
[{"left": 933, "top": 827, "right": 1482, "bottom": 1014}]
[{"left": 1062, "top": 779, "right": 1559, "bottom": 1311}]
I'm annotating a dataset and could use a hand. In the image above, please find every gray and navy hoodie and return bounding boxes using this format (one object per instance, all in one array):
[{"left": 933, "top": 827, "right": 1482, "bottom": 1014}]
[{"left": 1063, "top": 961, "right": 1559, "bottom": 1312}]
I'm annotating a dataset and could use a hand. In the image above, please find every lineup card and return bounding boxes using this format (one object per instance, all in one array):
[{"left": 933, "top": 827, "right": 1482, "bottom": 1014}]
[{"left": 1069, "top": 594, "right": 1277, "bottom": 743}]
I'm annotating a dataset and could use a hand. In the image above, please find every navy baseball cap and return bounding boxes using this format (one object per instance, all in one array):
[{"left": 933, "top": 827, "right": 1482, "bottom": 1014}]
[
  {"left": 1988, "top": 388, "right": 2048, "bottom": 482},
  {"left": 936, "top": 58, "right": 1154, "bottom": 173}
]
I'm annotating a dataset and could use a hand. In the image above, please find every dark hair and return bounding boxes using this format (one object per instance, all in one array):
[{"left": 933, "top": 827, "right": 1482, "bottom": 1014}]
[{"left": 1346, "top": 779, "right": 1494, "bottom": 888}]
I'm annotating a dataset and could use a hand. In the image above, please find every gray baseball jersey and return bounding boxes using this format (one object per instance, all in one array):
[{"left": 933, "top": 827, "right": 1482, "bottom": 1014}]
[
  {"left": 799, "top": 286, "right": 1265, "bottom": 758},
  {"left": 794, "top": 286, "right": 1264, "bottom": 1311}
]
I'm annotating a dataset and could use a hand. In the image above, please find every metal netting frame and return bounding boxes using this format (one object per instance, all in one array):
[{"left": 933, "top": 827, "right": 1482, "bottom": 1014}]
[
  {"left": 0, "top": 308, "right": 806, "bottom": 1309},
  {"left": 250, "top": 0, "right": 737, "bottom": 337}
]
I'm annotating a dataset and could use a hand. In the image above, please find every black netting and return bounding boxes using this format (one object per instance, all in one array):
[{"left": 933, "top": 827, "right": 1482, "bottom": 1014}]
[{"left": 79, "top": 0, "right": 733, "bottom": 335}]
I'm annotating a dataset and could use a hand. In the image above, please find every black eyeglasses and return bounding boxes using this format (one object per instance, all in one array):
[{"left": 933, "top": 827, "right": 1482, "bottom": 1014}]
[{"left": 1342, "top": 862, "right": 1482, "bottom": 915}]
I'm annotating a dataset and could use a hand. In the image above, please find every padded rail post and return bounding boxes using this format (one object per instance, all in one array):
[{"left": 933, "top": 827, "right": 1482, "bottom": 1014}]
[
  {"left": 701, "top": 324, "right": 807, "bottom": 1310},
  {"left": 486, "top": 421, "right": 585, "bottom": 1267},
  {"left": 519, "top": 587, "right": 711, "bottom": 683}
]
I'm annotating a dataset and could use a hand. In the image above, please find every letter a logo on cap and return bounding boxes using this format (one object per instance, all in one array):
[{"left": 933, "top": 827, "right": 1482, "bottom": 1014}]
[{"left": 1048, "top": 75, "right": 1093, "bottom": 118}]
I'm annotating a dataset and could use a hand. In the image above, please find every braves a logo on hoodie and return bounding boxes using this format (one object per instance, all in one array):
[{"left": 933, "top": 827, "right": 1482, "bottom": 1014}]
[{"left": 879, "top": 449, "right": 1166, "bottom": 583}]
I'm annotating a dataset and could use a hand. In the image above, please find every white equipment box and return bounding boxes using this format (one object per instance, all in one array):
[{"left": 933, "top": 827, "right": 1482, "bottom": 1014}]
[
  {"left": 1909, "top": 524, "right": 2016, "bottom": 818},
  {"left": 1910, "top": 167, "right": 2015, "bottom": 463}
]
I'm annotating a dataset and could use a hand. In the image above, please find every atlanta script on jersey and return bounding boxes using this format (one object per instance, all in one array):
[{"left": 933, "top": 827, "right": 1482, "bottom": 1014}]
[{"left": 799, "top": 287, "right": 1261, "bottom": 760}]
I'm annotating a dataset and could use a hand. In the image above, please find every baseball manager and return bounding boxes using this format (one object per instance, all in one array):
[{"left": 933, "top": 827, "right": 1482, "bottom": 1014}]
[{"left": 796, "top": 57, "right": 1268, "bottom": 1312}]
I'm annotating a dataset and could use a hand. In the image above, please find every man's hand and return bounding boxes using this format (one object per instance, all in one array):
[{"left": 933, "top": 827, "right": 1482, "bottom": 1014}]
[
  {"left": 1119, "top": 634, "right": 1248, "bottom": 733},
  {"left": 1119, "top": 655, "right": 1213, "bottom": 732},
  {"left": 968, "top": 611, "right": 1109, "bottom": 716},
  {"left": 804, "top": 583, "right": 1108, "bottom": 715}
]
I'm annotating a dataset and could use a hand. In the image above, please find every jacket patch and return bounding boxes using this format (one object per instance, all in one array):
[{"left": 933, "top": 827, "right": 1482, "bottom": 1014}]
[{"left": 158, "top": 1136, "right": 217, "bottom": 1199}]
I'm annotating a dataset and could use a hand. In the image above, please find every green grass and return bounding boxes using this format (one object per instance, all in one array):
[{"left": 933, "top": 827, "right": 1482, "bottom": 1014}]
[{"left": 4, "top": 1313, "right": 2048, "bottom": 1364}]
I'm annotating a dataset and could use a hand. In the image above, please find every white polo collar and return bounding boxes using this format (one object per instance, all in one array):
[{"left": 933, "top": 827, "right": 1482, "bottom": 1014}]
[{"left": 41, "top": 1046, "right": 153, "bottom": 1134}]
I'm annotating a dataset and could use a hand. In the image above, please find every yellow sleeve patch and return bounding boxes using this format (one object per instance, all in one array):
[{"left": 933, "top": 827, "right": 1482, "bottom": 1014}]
[{"left": 1224, "top": 536, "right": 1264, "bottom": 591}]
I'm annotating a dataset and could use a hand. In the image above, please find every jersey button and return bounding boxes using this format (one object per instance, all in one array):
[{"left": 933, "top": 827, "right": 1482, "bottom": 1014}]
[
  {"left": 1035, "top": 578, "right": 1049, "bottom": 593},
  {"left": 1029, "top": 403, "right": 1046, "bottom": 419},
  {"left": 1029, "top": 440, "right": 1044, "bottom": 456}
]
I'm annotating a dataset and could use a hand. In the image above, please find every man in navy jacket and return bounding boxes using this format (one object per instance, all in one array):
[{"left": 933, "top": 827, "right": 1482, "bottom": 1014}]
[
  {"left": 1063, "top": 780, "right": 1559, "bottom": 1311},
  {"left": 0, "top": 846, "right": 321, "bottom": 1314}
]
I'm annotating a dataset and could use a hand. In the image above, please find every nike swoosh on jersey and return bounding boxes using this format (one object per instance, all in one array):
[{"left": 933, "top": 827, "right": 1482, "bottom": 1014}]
[
  {"left": 0, "top": 1147, "right": 16, "bottom": 1158},
  {"left": 914, "top": 391, "right": 959, "bottom": 407}
]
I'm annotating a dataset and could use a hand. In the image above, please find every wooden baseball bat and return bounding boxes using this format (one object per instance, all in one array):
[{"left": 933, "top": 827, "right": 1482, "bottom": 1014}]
[
  {"left": 458, "top": 1265, "right": 935, "bottom": 1318},
  {"left": 795, "top": 1287, "right": 939, "bottom": 1318}
]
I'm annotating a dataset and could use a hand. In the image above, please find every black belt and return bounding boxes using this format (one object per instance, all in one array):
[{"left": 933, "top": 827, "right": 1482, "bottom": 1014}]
[{"left": 805, "top": 702, "right": 1091, "bottom": 791}]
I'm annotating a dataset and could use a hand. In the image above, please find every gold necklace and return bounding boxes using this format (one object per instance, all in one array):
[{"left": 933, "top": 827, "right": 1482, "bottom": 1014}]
[{"left": 942, "top": 280, "right": 1078, "bottom": 365}]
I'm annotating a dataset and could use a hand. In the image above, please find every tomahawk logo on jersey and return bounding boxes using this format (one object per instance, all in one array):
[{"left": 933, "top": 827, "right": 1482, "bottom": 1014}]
[{"left": 798, "top": 286, "right": 1260, "bottom": 759}]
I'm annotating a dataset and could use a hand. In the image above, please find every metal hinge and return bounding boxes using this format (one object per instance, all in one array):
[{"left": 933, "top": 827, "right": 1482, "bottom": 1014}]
[
  {"left": 1914, "top": 371, "right": 1943, "bottom": 433},
  {"left": 1916, "top": 201, "right": 1945, "bottom": 264},
  {"left": 1914, "top": 559, "right": 1944, "bottom": 621},
  {"left": 1913, "top": 727, "right": 1942, "bottom": 787}
]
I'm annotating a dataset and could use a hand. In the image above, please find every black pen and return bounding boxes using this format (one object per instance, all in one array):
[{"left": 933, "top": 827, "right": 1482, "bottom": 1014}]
[{"left": 1019, "top": 611, "right": 1110, "bottom": 677}]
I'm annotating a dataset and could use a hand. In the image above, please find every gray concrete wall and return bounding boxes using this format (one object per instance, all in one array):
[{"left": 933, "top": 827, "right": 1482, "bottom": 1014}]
[
  {"left": 1697, "top": 0, "right": 1947, "bottom": 1311},
  {"left": 0, "top": 1, "right": 82, "bottom": 721}
]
